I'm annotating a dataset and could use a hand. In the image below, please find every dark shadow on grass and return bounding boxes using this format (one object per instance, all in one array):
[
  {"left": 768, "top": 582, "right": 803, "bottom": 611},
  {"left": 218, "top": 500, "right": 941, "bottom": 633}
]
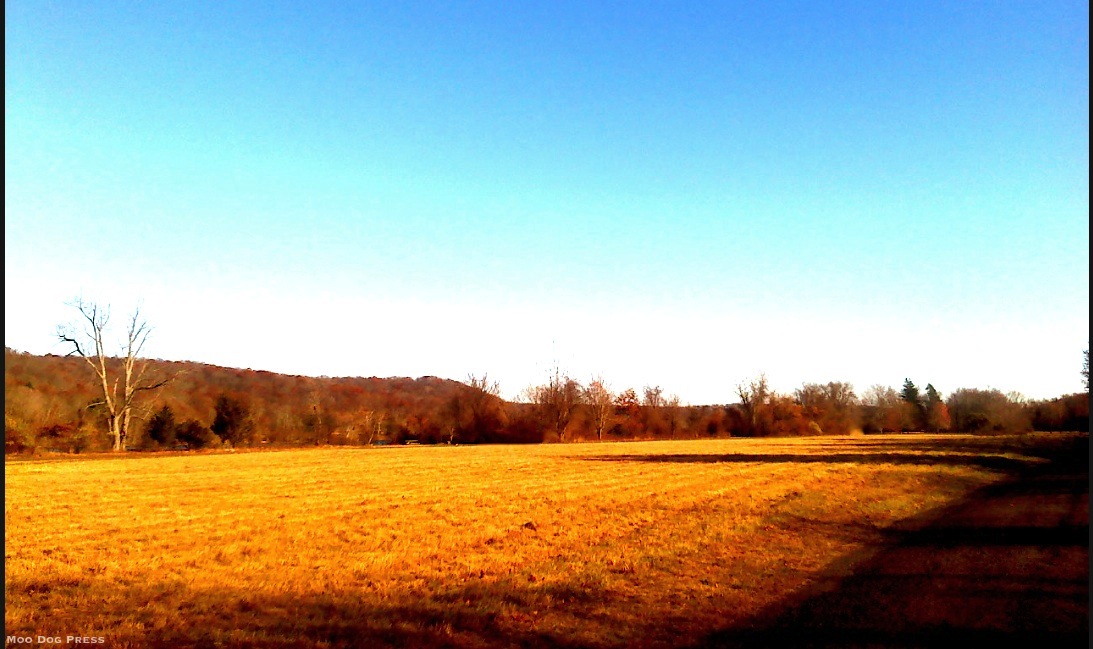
[
  {"left": 584, "top": 451, "right": 1034, "bottom": 473},
  {"left": 890, "top": 524, "right": 1087, "bottom": 547},
  {"left": 822, "top": 435, "right": 1090, "bottom": 465},
  {"left": 583, "top": 433, "right": 1090, "bottom": 476},
  {"left": 6, "top": 577, "right": 601, "bottom": 649},
  {"left": 692, "top": 436, "right": 1090, "bottom": 649}
]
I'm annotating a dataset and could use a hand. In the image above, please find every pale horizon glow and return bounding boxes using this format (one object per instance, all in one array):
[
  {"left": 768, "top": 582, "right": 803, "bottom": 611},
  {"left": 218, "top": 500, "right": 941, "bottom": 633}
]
[{"left": 6, "top": 1, "right": 1089, "bottom": 405}]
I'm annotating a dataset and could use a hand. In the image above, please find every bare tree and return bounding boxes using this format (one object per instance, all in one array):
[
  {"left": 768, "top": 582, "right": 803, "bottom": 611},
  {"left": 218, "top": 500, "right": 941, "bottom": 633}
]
[
  {"left": 57, "top": 298, "right": 169, "bottom": 451},
  {"left": 584, "top": 377, "right": 614, "bottom": 442},
  {"left": 946, "top": 388, "right": 1031, "bottom": 433},
  {"left": 642, "top": 385, "right": 664, "bottom": 410},
  {"left": 1083, "top": 347, "right": 1089, "bottom": 392},
  {"left": 351, "top": 409, "right": 387, "bottom": 446},
  {"left": 862, "top": 384, "right": 903, "bottom": 433},
  {"left": 640, "top": 384, "right": 669, "bottom": 436},
  {"left": 736, "top": 374, "right": 771, "bottom": 436},
  {"left": 446, "top": 374, "right": 506, "bottom": 444},
  {"left": 664, "top": 394, "right": 685, "bottom": 438},
  {"left": 529, "top": 367, "right": 582, "bottom": 442},
  {"left": 796, "top": 381, "right": 860, "bottom": 435}
]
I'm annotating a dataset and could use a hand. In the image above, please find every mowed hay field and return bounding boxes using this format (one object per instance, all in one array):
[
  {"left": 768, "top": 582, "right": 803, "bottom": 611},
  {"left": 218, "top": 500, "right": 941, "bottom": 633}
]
[{"left": 5, "top": 434, "right": 1087, "bottom": 648}]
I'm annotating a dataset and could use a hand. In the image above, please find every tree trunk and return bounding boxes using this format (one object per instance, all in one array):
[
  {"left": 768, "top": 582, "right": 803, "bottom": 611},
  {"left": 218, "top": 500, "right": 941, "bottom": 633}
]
[{"left": 111, "top": 417, "right": 123, "bottom": 452}]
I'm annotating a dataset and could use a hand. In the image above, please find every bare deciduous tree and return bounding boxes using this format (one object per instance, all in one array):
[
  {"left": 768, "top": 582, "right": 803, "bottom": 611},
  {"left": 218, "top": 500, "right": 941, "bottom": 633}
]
[
  {"left": 1083, "top": 347, "right": 1089, "bottom": 392},
  {"left": 57, "top": 298, "right": 169, "bottom": 451},
  {"left": 664, "top": 394, "right": 685, "bottom": 439},
  {"left": 736, "top": 374, "right": 771, "bottom": 436},
  {"left": 528, "top": 367, "right": 582, "bottom": 442},
  {"left": 446, "top": 374, "right": 506, "bottom": 444},
  {"left": 584, "top": 377, "right": 614, "bottom": 442},
  {"left": 796, "top": 381, "right": 860, "bottom": 435},
  {"left": 862, "top": 384, "right": 903, "bottom": 433},
  {"left": 348, "top": 408, "right": 387, "bottom": 446},
  {"left": 642, "top": 385, "right": 664, "bottom": 410}
]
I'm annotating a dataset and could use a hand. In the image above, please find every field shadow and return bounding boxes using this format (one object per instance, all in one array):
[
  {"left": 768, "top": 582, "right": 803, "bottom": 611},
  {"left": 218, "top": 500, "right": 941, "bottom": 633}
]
[
  {"left": 584, "top": 451, "right": 1033, "bottom": 472},
  {"left": 692, "top": 441, "right": 1090, "bottom": 648},
  {"left": 583, "top": 434, "right": 1089, "bottom": 476},
  {"left": 6, "top": 577, "right": 600, "bottom": 649}
]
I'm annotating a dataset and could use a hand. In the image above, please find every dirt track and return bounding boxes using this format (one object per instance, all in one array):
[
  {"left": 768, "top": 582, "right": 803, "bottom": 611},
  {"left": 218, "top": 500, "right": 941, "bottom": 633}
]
[{"left": 700, "top": 435, "right": 1089, "bottom": 648}]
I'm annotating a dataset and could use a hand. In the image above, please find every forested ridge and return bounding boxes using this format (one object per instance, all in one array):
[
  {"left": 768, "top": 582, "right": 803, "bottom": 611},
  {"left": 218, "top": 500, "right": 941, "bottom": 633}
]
[{"left": 5, "top": 347, "right": 1088, "bottom": 454}]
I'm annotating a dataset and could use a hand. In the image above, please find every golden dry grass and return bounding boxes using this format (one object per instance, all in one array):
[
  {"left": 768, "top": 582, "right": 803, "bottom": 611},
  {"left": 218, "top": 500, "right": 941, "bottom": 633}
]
[{"left": 4, "top": 434, "right": 1081, "bottom": 648}]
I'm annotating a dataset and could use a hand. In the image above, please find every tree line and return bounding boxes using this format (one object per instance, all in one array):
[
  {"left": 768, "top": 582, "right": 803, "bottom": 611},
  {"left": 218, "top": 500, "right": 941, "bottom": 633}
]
[{"left": 3, "top": 302, "right": 1088, "bottom": 454}]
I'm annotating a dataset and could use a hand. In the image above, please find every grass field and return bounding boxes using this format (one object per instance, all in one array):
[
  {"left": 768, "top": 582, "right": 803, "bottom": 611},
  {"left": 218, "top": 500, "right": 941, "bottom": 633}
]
[{"left": 5, "top": 434, "right": 1087, "bottom": 648}]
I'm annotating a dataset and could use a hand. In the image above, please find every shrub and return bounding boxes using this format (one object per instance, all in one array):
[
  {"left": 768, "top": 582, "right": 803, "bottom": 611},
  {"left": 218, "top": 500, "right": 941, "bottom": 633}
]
[
  {"left": 176, "top": 420, "right": 220, "bottom": 449},
  {"left": 144, "top": 405, "right": 177, "bottom": 449},
  {"left": 211, "top": 395, "right": 253, "bottom": 447},
  {"left": 5, "top": 416, "right": 33, "bottom": 454},
  {"left": 946, "top": 389, "right": 1031, "bottom": 433}
]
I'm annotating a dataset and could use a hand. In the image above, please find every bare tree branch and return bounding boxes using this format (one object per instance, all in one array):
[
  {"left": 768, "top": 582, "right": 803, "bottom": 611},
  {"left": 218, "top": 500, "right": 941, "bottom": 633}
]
[{"left": 57, "top": 298, "right": 169, "bottom": 451}]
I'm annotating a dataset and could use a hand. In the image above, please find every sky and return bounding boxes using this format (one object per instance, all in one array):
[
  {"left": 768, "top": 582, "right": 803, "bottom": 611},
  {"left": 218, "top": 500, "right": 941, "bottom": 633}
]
[{"left": 5, "top": 1, "right": 1089, "bottom": 404}]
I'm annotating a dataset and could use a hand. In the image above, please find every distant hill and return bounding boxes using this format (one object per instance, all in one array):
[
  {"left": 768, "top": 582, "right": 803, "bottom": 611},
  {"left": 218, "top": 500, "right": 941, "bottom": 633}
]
[
  {"left": 7, "top": 348, "right": 1084, "bottom": 454},
  {"left": 4, "top": 347, "right": 734, "bottom": 453},
  {"left": 5, "top": 347, "right": 484, "bottom": 451}
]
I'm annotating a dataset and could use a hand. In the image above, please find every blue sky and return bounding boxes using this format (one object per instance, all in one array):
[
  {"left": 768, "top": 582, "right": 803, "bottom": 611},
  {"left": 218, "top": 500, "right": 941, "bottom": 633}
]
[{"left": 6, "top": 1, "right": 1089, "bottom": 404}]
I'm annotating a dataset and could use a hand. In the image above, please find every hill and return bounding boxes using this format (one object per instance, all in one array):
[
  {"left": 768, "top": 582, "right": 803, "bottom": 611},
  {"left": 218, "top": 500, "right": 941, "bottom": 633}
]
[
  {"left": 4, "top": 348, "right": 490, "bottom": 452},
  {"left": 6, "top": 348, "right": 1085, "bottom": 454}
]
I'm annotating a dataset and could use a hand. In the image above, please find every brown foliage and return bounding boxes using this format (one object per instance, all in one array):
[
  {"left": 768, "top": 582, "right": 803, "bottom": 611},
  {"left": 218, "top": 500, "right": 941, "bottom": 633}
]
[
  {"left": 8, "top": 347, "right": 1083, "bottom": 454},
  {"left": 1028, "top": 393, "right": 1088, "bottom": 432},
  {"left": 795, "top": 382, "right": 860, "bottom": 435},
  {"left": 946, "top": 388, "right": 1032, "bottom": 433},
  {"left": 4, "top": 348, "right": 473, "bottom": 452}
]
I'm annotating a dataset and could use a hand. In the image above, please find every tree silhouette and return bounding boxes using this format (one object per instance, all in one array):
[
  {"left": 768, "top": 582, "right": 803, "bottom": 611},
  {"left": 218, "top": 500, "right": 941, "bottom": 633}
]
[
  {"left": 900, "top": 379, "right": 926, "bottom": 431},
  {"left": 211, "top": 395, "right": 252, "bottom": 447},
  {"left": 145, "top": 405, "right": 177, "bottom": 448},
  {"left": 56, "top": 298, "right": 170, "bottom": 451}
]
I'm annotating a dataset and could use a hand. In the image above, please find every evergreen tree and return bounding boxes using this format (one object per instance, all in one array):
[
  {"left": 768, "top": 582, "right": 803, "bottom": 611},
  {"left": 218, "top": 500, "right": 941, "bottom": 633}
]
[
  {"left": 924, "top": 384, "right": 949, "bottom": 432},
  {"left": 211, "top": 395, "right": 252, "bottom": 447},
  {"left": 900, "top": 379, "right": 921, "bottom": 406},
  {"left": 900, "top": 379, "right": 925, "bottom": 431},
  {"left": 144, "top": 404, "right": 177, "bottom": 448}
]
